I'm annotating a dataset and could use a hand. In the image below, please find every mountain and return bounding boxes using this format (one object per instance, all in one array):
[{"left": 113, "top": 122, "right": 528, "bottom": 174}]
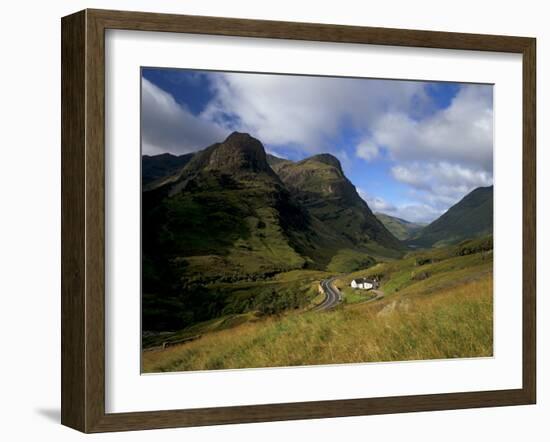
[
  {"left": 142, "top": 152, "right": 194, "bottom": 186},
  {"left": 408, "top": 186, "right": 493, "bottom": 248},
  {"left": 142, "top": 133, "right": 405, "bottom": 330},
  {"left": 271, "top": 153, "right": 404, "bottom": 255},
  {"left": 375, "top": 213, "right": 426, "bottom": 240},
  {"left": 143, "top": 133, "right": 314, "bottom": 281},
  {"left": 142, "top": 133, "right": 404, "bottom": 278},
  {"left": 266, "top": 153, "right": 292, "bottom": 168}
]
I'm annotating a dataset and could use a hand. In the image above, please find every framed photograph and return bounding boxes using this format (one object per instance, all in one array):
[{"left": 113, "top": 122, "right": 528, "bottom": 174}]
[{"left": 61, "top": 9, "right": 536, "bottom": 433}]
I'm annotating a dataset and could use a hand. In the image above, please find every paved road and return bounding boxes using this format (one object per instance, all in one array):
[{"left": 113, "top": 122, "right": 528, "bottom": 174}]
[
  {"left": 315, "top": 277, "right": 342, "bottom": 311},
  {"left": 315, "top": 279, "right": 385, "bottom": 311}
]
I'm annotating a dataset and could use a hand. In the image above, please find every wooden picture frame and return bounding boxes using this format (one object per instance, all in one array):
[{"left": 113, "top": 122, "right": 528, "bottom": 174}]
[{"left": 61, "top": 8, "right": 536, "bottom": 433}]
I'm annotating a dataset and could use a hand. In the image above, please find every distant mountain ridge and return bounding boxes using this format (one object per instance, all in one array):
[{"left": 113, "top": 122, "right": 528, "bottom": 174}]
[
  {"left": 375, "top": 213, "right": 426, "bottom": 240},
  {"left": 408, "top": 185, "right": 493, "bottom": 248},
  {"left": 142, "top": 152, "right": 194, "bottom": 186}
]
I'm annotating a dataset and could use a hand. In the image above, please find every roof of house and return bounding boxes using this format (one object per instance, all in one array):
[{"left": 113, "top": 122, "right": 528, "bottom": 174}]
[{"left": 352, "top": 278, "right": 375, "bottom": 284}]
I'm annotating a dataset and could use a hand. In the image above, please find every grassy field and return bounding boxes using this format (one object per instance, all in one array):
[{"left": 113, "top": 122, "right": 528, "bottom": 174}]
[
  {"left": 143, "top": 275, "right": 492, "bottom": 372},
  {"left": 143, "top": 238, "right": 493, "bottom": 372},
  {"left": 339, "top": 285, "right": 378, "bottom": 304},
  {"left": 334, "top": 236, "right": 493, "bottom": 298}
]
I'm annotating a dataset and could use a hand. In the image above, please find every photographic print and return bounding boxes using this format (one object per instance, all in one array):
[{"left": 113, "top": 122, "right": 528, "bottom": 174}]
[{"left": 141, "top": 68, "right": 494, "bottom": 373}]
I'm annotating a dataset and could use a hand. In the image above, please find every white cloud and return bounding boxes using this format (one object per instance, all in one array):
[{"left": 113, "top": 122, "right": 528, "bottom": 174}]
[
  {"left": 357, "top": 84, "right": 494, "bottom": 218},
  {"left": 358, "top": 189, "right": 443, "bottom": 223},
  {"left": 141, "top": 78, "right": 227, "bottom": 155},
  {"left": 356, "top": 140, "right": 380, "bottom": 161},
  {"left": 368, "top": 84, "right": 493, "bottom": 172},
  {"left": 201, "top": 73, "right": 428, "bottom": 153},
  {"left": 391, "top": 161, "right": 493, "bottom": 191},
  {"left": 391, "top": 161, "right": 493, "bottom": 210},
  {"left": 265, "top": 147, "right": 289, "bottom": 160},
  {"left": 358, "top": 190, "right": 396, "bottom": 213},
  {"left": 390, "top": 204, "right": 444, "bottom": 224}
]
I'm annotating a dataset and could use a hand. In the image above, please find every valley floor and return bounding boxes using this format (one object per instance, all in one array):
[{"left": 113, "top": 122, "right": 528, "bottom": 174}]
[{"left": 142, "top": 237, "right": 493, "bottom": 373}]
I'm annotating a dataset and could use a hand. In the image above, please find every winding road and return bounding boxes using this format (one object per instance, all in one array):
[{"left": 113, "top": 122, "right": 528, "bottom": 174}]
[
  {"left": 315, "top": 277, "right": 385, "bottom": 311},
  {"left": 315, "top": 277, "right": 342, "bottom": 311}
]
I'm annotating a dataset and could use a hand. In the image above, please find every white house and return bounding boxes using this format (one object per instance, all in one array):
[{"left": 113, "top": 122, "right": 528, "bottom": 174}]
[{"left": 350, "top": 278, "right": 376, "bottom": 290}]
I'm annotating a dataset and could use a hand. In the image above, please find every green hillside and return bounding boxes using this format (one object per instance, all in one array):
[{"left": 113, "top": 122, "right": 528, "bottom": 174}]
[
  {"left": 408, "top": 186, "right": 493, "bottom": 248},
  {"left": 375, "top": 213, "right": 426, "bottom": 240}
]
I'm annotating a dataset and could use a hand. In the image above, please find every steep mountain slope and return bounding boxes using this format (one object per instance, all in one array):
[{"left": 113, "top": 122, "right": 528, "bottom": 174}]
[
  {"left": 143, "top": 133, "right": 322, "bottom": 330},
  {"left": 143, "top": 133, "right": 316, "bottom": 281},
  {"left": 272, "top": 154, "right": 404, "bottom": 256},
  {"left": 266, "top": 153, "right": 293, "bottom": 168},
  {"left": 375, "top": 213, "right": 426, "bottom": 240},
  {"left": 408, "top": 186, "right": 493, "bottom": 248},
  {"left": 142, "top": 152, "right": 194, "bottom": 186}
]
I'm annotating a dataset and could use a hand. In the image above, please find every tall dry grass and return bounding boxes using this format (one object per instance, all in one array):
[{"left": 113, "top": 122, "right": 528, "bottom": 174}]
[{"left": 143, "top": 274, "right": 493, "bottom": 372}]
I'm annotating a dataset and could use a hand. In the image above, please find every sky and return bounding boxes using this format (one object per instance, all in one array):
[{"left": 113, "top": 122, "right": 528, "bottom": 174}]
[{"left": 141, "top": 68, "right": 493, "bottom": 223}]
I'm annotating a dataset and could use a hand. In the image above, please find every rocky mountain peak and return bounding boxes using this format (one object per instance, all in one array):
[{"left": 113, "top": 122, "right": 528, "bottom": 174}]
[
  {"left": 207, "top": 132, "right": 271, "bottom": 173},
  {"left": 306, "top": 153, "right": 343, "bottom": 173}
]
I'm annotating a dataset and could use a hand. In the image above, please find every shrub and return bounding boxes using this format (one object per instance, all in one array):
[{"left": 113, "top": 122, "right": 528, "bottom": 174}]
[
  {"left": 411, "top": 271, "right": 430, "bottom": 281},
  {"left": 456, "top": 237, "right": 493, "bottom": 256},
  {"left": 415, "top": 257, "right": 432, "bottom": 266}
]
